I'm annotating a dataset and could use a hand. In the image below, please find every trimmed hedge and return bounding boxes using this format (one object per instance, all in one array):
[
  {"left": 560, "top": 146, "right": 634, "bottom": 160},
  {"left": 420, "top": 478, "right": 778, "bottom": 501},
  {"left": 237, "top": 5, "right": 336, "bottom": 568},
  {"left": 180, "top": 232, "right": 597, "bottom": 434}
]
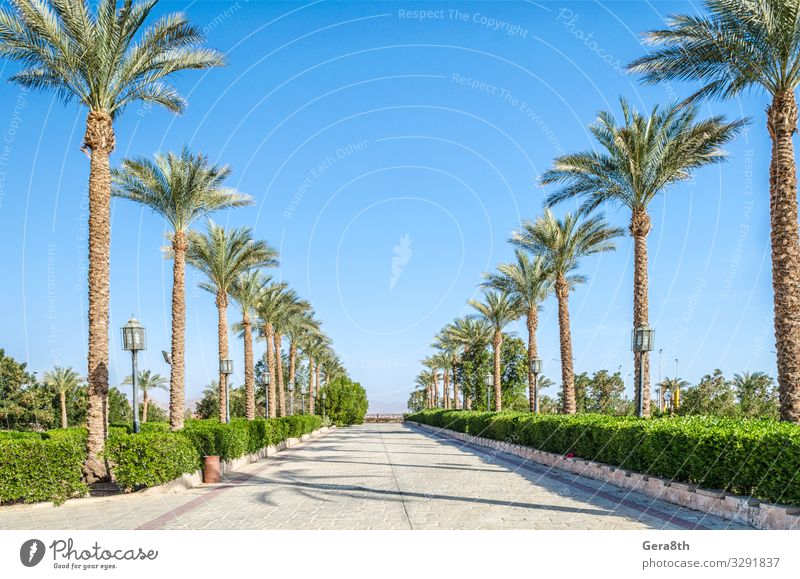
[
  {"left": 104, "top": 432, "right": 201, "bottom": 491},
  {"left": 0, "top": 415, "right": 324, "bottom": 503},
  {"left": 0, "top": 437, "right": 88, "bottom": 505},
  {"left": 406, "top": 410, "right": 800, "bottom": 507}
]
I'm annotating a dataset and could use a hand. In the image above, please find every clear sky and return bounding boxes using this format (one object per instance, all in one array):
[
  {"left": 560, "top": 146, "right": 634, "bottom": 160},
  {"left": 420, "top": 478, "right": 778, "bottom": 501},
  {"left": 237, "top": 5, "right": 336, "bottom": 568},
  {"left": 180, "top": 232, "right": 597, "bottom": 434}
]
[{"left": 0, "top": 1, "right": 776, "bottom": 413}]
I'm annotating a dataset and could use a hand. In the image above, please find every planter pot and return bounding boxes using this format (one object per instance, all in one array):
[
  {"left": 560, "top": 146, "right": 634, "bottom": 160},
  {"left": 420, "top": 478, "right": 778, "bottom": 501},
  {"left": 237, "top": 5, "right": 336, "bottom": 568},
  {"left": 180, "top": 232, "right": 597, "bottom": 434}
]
[{"left": 203, "top": 455, "right": 221, "bottom": 483}]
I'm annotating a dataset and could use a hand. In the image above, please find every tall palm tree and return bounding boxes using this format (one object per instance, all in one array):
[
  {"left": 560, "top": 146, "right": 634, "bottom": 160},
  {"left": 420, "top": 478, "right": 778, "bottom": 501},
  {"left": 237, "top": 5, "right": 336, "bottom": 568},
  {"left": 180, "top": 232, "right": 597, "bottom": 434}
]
[
  {"left": 541, "top": 99, "right": 743, "bottom": 417},
  {"left": 483, "top": 250, "right": 552, "bottom": 413},
  {"left": 44, "top": 366, "right": 82, "bottom": 429},
  {"left": 122, "top": 370, "right": 166, "bottom": 422},
  {"left": 468, "top": 291, "right": 521, "bottom": 411},
  {"left": 415, "top": 370, "right": 435, "bottom": 408},
  {"left": 0, "top": 0, "right": 223, "bottom": 481},
  {"left": 422, "top": 356, "right": 441, "bottom": 407},
  {"left": 230, "top": 270, "right": 270, "bottom": 420},
  {"left": 253, "top": 282, "right": 290, "bottom": 418},
  {"left": 447, "top": 316, "right": 493, "bottom": 409},
  {"left": 434, "top": 327, "right": 461, "bottom": 409},
  {"left": 512, "top": 210, "right": 622, "bottom": 413},
  {"left": 113, "top": 148, "right": 251, "bottom": 430},
  {"left": 429, "top": 351, "right": 452, "bottom": 409},
  {"left": 187, "top": 222, "right": 278, "bottom": 422},
  {"left": 285, "top": 308, "right": 316, "bottom": 413},
  {"left": 270, "top": 288, "right": 307, "bottom": 416},
  {"left": 628, "top": 0, "right": 800, "bottom": 422}
]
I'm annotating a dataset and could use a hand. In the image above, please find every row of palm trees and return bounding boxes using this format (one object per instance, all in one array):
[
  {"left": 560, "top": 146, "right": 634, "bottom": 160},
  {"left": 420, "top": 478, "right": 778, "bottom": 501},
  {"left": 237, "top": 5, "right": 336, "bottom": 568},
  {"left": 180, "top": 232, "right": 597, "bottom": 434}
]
[
  {"left": 417, "top": 0, "right": 800, "bottom": 420},
  {"left": 0, "top": 0, "right": 348, "bottom": 481}
]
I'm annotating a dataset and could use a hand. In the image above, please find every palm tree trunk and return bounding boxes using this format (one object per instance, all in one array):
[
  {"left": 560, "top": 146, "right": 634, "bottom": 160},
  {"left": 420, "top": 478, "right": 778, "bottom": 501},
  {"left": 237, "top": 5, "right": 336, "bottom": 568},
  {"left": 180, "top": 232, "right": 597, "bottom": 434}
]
[
  {"left": 443, "top": 367, "right": 450, "bottom": 409},
  {"left": 555, "top": 275, "right": 576, "bottom": 414},
  {"left": 631, "top": 209, "right": 651, "bottom": 418},
  {"left": 216, "top": 291, "right": 229, "bottom": 423},
  {"left": 169, "top": 231, "right": 187, "bottom": 430},
  {"left": 452, "top": 362, "right": 459, "bottom": 409},
  {"left": 308, "top": 358, "right": 316, "bottom": 414},
  {"left": 142, "top": 389, "right": 149, "bottom": 423},
  {"left": 526, "top": 306, "right": 538, "bottom": 413},
  {"left": 60, "top": 390, "right": 68, "bottom": 429},
  {"left": 493, "top": 331, "right": 503, "bottom": 411},
  {"left": 314, "top": 363, "right": 321, "bottom": 414},
  {"left": 288, "top": 341, "right": 297, "bottom": 412},
  {"left": 767, "top": 91, "right": 800, "bottom": 423},
  {"left": 83, "top": 111, "right": 115, "bottom": 483},
  {"left": 274, "top": 333, "right": 285, "bottom": 416},
  {"left": 266, "top": 323, "right": 277, "bottom": 418},
  {"left": 243, "top": 312, "right": 255, "bottom": 420}
]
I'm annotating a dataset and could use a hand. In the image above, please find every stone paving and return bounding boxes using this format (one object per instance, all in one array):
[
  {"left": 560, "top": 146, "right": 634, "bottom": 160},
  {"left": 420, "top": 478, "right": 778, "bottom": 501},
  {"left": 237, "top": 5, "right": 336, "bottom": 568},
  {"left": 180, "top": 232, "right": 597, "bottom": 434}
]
[{"left": 0, "top": 423, "right": 752, "bottom": 530}]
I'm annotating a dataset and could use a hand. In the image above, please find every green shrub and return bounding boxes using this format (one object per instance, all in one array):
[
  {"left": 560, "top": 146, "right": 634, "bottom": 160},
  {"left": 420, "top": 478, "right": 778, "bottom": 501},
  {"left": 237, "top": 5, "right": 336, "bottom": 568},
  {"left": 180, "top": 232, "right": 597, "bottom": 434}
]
[
  {"left": 104, "top": 432, "right": 201, "bottom": 491},
  {"left": 319, "top": 377, "right": 368, "bottom": 426},
  {"left": 0, "top": 437, "right": 87, "bottom": 505},
  {"left": 140, "top": 422, "right": 170, "bottom": 433},
  {"left": 44, "top": 426, "right": 88, "bottom": 443},
  {"left": 0, "top": 430, "right": 44, "bottom": 440},
  {"left": 405, "top": 410, "right": 800, "bottom": 507}
]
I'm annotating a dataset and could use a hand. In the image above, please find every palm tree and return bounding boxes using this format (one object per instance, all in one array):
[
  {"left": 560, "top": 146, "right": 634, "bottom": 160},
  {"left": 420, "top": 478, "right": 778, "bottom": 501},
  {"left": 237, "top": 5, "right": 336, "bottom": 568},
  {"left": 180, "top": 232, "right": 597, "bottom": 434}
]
[
  {"left": 122, "top": 370, "right": 166, "bottom": 422},
  {"left": 254, "top": 282, "right": 290, "bottom": 418},
  {"left": 483, "top": 250, "right": 552, "bottom": 413},
  {"left": 469, "top": 291, "right": 521, "bottom": 411},
  {"left": 429, "top": 351, "right": 452, "bottom": 409},
  {"left": 0, "top": 0, "right": 223, "bottom": 481},
  {"left": 433, "top": 327, "right": 461, "bottom": 409},
  {"left": 628, "top": 0, "right": 800, "bottom": 421},
  {"left": 660, "top": 377, "right": 689, "bottom": 414},
  {"left": 230, "top": 270, "right": 270, "bottom": 420},
  {"left": 447, "top": 316, "right": 493, "bottom": 409},
  {"left": 187, "top": 222, "right": 278, "bottom": 422},
  {"left": 415, "top": 370, "right": 435, "bottom": 408},
  {"left": 270, "top": 288, "right": 307, "bottom": 416},
  {"left": 541, "top": 99, "right": 743, "bottom": 417},
  {"left": 512, "top": 210, "right": 623, "bottom": 413},
  {"left": 422, "top": 356, "right": 441, "bottom": 407},
  {"left": 43, "top": 366, "right": 82, "bottom": 429},
  {"left": 113, "top": 148, "right": 251, "bottom": 430}
]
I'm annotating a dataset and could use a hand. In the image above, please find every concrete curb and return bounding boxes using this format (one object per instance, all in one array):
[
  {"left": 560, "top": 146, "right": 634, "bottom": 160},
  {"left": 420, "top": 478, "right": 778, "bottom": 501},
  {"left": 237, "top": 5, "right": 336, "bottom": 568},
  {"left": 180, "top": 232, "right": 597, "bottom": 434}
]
[
  {"left": 410, "top": 422, "right": 800, "bottom": 530},
  {"left": 0, "top": 426, "right": 333, "bottom": 510}
]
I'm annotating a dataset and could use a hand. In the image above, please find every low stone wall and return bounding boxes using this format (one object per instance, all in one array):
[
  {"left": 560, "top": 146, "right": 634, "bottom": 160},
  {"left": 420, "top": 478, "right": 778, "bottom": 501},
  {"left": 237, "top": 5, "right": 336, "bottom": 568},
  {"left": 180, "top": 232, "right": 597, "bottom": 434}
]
[{"left": 411, "top": 422, "right": 800, "bottom": 530}]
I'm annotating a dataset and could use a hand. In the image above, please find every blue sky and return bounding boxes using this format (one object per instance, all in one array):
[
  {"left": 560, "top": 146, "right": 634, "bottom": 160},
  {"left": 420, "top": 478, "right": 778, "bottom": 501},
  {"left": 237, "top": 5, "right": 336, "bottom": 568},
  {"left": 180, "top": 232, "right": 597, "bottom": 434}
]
[{"left": 0, "top": 1, "right": 776, "bottom": 412}]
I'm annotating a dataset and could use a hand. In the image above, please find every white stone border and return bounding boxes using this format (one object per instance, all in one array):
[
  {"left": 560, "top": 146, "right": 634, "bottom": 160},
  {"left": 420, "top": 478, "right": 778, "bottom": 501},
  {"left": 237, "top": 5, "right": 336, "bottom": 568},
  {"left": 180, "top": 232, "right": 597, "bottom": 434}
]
[
  {"left": 0, "top": 426, "right": 334, "bottom": 510},
  {"left": 410, "top": 421, "right": 800, "bottom": 530}
]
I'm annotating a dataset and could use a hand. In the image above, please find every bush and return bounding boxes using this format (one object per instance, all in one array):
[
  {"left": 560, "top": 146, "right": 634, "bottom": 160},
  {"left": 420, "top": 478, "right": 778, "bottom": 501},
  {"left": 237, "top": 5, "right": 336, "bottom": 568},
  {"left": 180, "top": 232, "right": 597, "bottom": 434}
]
[
  {"left": 405, "top": 410, "right": 800, "bottom": 507},
  {"left": 319, "top": 377, "right": 368, "bottom": 426},
  {"left": 0, "top": 430, "right": 44, "bottom": 440},
  {"left": 0, "top": 437, "right": 87, "bottom": 505},
  {"left": 104, "top": 433, "right": 201, "bottom": 491}
]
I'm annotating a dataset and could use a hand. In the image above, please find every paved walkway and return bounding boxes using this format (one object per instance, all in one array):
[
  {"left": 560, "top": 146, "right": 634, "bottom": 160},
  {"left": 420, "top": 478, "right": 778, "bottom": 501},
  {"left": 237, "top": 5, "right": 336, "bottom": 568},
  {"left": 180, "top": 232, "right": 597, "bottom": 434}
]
[{"left": 0, "top": 423, "right": 750, "bottom": 530}]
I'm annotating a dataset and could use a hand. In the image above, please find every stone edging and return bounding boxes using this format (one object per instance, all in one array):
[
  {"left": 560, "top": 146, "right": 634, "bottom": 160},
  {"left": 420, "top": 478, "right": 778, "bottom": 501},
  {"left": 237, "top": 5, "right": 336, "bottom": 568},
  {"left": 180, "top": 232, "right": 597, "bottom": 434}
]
[
  {"left": 0, "top": 426, "right": 334, "bottom": 510},
  {"left": 410, "top": 421, "right": 800, "bottom": 530}
]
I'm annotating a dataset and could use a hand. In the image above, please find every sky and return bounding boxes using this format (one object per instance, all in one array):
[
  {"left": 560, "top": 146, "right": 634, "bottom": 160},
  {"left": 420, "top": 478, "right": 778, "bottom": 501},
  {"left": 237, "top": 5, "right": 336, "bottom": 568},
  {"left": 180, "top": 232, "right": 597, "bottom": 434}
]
[{"left": 0, "top": 0, "right": 777, "bottom": 413}]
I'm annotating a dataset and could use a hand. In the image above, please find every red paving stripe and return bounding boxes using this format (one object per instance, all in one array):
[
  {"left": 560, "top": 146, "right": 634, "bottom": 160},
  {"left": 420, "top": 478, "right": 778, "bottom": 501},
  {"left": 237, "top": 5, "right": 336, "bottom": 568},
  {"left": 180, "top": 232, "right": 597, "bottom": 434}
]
[{"left": 136, "top": 460, "right": 277, "bottom": 530}]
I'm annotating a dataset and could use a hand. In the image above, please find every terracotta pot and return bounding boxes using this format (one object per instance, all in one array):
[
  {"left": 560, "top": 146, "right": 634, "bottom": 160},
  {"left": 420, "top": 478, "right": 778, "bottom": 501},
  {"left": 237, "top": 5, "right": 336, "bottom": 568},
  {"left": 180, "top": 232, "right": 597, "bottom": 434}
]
[{"left": 203, "top": 455, "right": 221, "bottom": 483}]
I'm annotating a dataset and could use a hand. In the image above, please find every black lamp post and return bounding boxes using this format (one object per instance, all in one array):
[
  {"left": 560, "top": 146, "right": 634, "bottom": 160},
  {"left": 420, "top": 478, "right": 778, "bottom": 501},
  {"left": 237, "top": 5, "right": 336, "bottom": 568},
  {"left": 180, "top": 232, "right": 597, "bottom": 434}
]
[
  {"left": 530, "top": 357, "right": 542, "bottom": 414},
  {"left": 122, "top": 317, "right": 146, "bottom": 433},
  {"left": 632, "top": 325, "right": 655, "bottom": 418},
  {"left": 288, "top": 379, "right": 295, "bottom": 416},
  {"left": 220, "top": 359, "right": 233, "bottom": 423},
  {"left": 321, "top": 391, "right": 326, "bottom": 420},
  {"left": 484, "top": 374, "right": 493, "bottom": 411}
]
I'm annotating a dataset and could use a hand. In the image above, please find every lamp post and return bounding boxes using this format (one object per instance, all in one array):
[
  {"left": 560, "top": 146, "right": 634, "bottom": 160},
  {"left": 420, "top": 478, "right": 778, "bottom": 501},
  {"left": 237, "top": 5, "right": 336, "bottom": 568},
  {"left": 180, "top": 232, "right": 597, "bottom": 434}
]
[
  {"left": 263, "top": 371, "right": 271, "bottom": 418},
  {"left": 530, "top": 357, "right": 542, "bottom": 414},
  {"left": 288, "top": 379, "right": 295, "bottom": 416},
  {"left": 122, "top": 317, "right": 146, "bottom": 434},
  {"left": 321, "top": 391, "right": 326, "bottom": 420},
  {"left": 220, "top": 359, "right": 233, "bottom": 423},
  {"left": 300, "top": 385, "right": 306, "bottom": 415},
  {"left": 484, "top": 374, "right": 493, "bottom": 411},
  {"left": 632, "top": 325, "right": 655, "bottom": 418}
]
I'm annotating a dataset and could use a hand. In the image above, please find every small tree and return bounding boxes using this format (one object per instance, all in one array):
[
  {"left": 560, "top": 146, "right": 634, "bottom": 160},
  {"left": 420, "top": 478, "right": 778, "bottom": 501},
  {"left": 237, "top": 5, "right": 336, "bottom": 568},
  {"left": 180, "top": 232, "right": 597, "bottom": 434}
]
[
  {"left": 733, "top": 372, "right": 779, "bottom": 419},
  {"left": 679, "top": 370, "right": 737, "bottom": 417},
  {"left": 319, "top": 376, "right": 368, "bottom": 426}
]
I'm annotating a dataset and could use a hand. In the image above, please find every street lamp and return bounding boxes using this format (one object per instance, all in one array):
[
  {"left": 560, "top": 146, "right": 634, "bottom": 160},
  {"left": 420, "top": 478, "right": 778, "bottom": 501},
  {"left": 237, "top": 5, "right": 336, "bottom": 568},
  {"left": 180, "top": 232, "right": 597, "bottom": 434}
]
[
  {"left": 530, "top": 357, "right": 542, "bottom": 414},
  {"left": 220, "top": 359, "right": 233, "bottom": 423},
  {"left": 263, "top": 371, "right": 271, "bottom": 418},
  {"left": 300, "top": 385, "right": 306, "bottom": 415},
  {"left": 632, "top": 325, "right": 655, "bottom": 418},
  {"left": 484, "top": 374, "right": 493, "bottom": 411},
  {"left": 122, "top": 317, "right": 146, "bottom": 433},
  {"left": 288, "top": 379, "right": 295, "bottom": 416},
  {"left": 321, "top": 391, "right": 326, "bottom": 420}
]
